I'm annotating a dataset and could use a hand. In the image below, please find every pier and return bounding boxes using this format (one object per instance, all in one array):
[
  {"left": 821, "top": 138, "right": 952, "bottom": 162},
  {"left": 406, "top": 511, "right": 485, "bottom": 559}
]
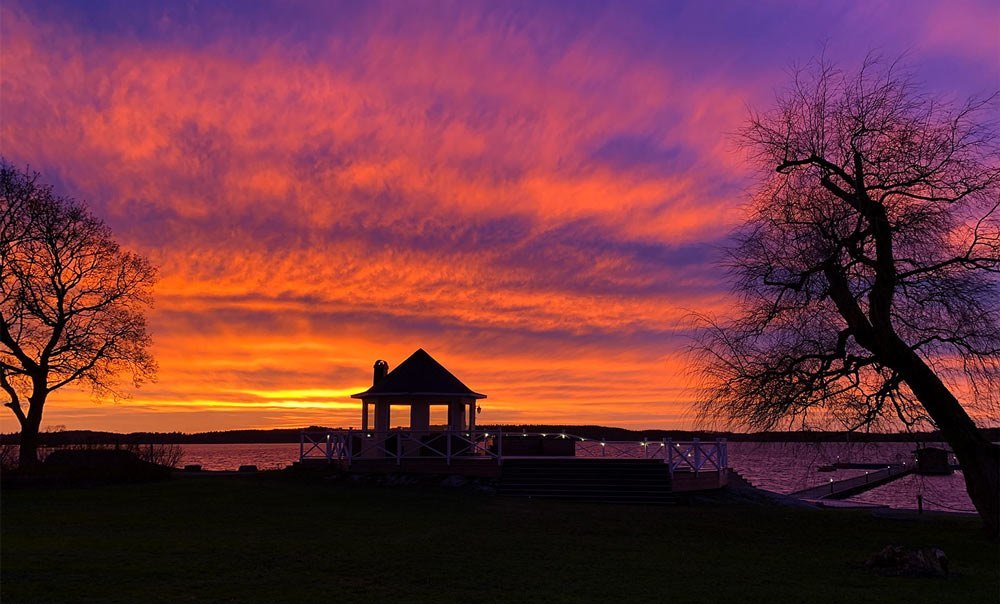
[
  {"left": 790, "top": 464, "right": 914, "bottom": 500},
  {"left": 300, "top": 429, "right": 730, "bottom": 499}
]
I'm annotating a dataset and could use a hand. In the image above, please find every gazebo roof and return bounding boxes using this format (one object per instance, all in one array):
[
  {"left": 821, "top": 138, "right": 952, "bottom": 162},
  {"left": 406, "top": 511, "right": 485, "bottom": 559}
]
[{"left": 351, "top": 348, "right": 486, "bottom": 400}]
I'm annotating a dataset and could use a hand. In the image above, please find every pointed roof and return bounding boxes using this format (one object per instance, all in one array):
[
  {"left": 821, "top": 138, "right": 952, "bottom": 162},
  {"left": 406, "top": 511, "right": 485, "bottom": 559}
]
[{"left": 351, "top": 348, "right": 486, "bottom": 400}]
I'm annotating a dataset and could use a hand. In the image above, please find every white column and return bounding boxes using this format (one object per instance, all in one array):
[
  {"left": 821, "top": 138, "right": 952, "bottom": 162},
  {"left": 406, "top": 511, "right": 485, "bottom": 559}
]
[
  {"left": 375, "top": 401, "right": 390, "bottom": 435},
  {"left": 448, "top": 401, "right": 465, "bottom": 430},
  {"left": 410, "top": 402, "right": 430, "bottom": 433}
]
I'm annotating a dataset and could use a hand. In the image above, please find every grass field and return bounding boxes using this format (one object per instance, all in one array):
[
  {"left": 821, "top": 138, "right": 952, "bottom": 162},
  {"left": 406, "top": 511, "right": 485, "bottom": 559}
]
[{"left": 2, "top": 474, "right": 997, "bottom": 603}]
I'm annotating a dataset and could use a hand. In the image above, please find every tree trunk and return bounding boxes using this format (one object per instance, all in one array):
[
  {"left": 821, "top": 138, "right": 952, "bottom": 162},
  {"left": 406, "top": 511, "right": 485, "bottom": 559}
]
[
  {"left": 892, "top": 343, "right": 1000, "bottom": 538},
  {"left": 17, "top": 413, "right": 42, "bottom": 467},
  {"left": 17, "top": 381, "right": 46, "bottom": 468}
]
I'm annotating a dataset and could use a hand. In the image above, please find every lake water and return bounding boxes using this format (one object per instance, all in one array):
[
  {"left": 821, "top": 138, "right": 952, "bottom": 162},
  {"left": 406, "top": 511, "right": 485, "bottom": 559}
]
[
  {"left": 726, "top": 441, "right": 974, "bottom": 513},
  {"left": 178, "top": 440, "right": 977, "bottom": 514}
]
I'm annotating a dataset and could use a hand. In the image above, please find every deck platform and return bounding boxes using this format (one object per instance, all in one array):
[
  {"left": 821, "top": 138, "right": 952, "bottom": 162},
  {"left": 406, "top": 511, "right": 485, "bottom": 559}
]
[
  {"left": 337, "top": 457, "right": 503, "bottom": 478},
  {"left": 301, "top": 430, "right": 730, "bottom": 500},
  {"left": 316, "top": 456, "right": 729, "bottom": 491}
]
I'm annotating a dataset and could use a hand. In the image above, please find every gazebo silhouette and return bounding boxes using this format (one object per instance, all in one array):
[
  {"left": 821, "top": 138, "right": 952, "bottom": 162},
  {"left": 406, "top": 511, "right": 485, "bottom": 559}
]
[
  {"left": 352, "top": 348, "right": 486, "bottom": 438},
  {"left": 299, "top": 349, "right": 729, "bottom": 498}
]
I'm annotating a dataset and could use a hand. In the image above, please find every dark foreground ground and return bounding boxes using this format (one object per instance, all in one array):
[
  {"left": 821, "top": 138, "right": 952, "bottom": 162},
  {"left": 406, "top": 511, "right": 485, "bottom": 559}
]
[{"left": 2, "top": 473, "right": 997, "bottom": 603}]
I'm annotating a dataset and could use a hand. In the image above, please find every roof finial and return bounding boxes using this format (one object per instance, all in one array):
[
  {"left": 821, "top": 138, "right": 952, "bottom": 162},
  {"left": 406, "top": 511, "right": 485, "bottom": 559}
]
[{"left": 373, "top": 360, "right": 388, "bottom": 385}]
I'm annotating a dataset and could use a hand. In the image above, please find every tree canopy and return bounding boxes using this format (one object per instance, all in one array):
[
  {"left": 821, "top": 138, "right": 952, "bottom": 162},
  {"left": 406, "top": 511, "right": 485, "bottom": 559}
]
[
  {"left": 1, "top": 161, "right": 157, "bottom": 466},
  {"left": 695, "top": 55, "right": 999, "bottom": 534}
]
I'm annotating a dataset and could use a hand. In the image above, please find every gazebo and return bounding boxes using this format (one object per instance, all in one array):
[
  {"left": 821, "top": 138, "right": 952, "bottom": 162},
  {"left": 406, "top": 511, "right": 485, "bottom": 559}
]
[
  {"left": 300, "top": 350, "right": 729, "bottom": 494},
  {"left": 351, "top": 348, "right": 486, "bottom": 437}
]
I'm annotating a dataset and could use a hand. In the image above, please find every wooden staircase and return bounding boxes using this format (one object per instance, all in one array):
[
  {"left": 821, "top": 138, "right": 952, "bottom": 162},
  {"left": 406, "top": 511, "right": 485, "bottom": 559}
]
[{"left": 498, "top": 458, "right": 675, "bottom": 504}]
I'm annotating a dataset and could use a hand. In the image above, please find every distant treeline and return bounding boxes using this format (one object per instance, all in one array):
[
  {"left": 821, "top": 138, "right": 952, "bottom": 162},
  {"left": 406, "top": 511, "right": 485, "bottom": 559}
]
[
  {"left": 0, "top": 428, "right": 336, "bottom": 446},
  {"left": 3, "top": 424, "right": 996, "bottom": 445},
  {"left": 481, "top": 424, "right": 1000, "bottom": 443}
]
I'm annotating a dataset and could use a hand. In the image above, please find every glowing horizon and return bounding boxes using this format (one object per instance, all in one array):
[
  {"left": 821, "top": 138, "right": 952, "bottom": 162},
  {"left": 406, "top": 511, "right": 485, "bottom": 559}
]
[{"left": 1, "top": 1, "right": 996, "bottom": 434}]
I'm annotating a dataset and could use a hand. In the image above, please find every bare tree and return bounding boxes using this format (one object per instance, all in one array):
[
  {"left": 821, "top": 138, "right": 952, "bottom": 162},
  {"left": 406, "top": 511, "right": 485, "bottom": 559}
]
[
  {"left": 695, "top": 55, "right": 1000, "bottom": 535},
  {"left": 1, "top": 162, "right": 156, "bottom": 467}
]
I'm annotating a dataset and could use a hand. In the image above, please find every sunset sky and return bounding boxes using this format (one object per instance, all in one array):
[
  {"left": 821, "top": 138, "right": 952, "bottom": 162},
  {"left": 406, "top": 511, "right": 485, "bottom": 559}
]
[{"left": 1, "top": 0, "right": 997, "bottom": 433}]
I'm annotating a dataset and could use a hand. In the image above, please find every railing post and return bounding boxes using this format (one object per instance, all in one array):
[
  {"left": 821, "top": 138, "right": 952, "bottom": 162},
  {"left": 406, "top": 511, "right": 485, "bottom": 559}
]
[
  {"left": 719, "top": 438, "right": 727, "bottom": 469},
  {"left": 396, "top": 430, "right": 402, "bottom": 466},
  {"left": 299, "top": 430, "right": 304, "bottom": 462},
  {"left": 642, "top": 437, "right": 648, "bottom": 459},
  {"left": 347, "top": 428, "right": 353, "bottom": 464},
  {"left": 662, "top": 438, "right": 668, "bottom": 464},
  {"left": 693, "top": 437, "right": 701, "bottom": 475},
  {"left": 667, "top": 438, "right": 675, "bottom": 477},
  {"left": 497, "top": 430, "right": 503, "bottom": 466},
  {"left": 326, "top": 432, "right": 332, "bottom": 461},
  {"left": 446, "top": 428, "right": 452, "bottom": 466}
]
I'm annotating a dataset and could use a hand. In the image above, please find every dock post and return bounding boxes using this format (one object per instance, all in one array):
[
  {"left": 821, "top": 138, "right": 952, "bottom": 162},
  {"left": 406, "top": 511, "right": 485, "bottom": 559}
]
[
  {"left": 662, "top": 438, "right": 668, "bottom": 464},
  {"left": 347, "top": 428, "right": 353, "bottom": 465},
  {"left": 299, "top": 430, "right": 304, "bottom": 462},
  {"left": 497, "top": 430, "right": 503, "bottom": 466},
  {"left": 446, "top": 428, "right": 452, "bottom": 466}
]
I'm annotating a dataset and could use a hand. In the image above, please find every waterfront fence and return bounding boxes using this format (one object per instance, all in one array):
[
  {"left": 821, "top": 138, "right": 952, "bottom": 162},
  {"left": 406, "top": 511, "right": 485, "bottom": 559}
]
[{"left": 300, "top": 429, "right": 726, "bottom": 476}]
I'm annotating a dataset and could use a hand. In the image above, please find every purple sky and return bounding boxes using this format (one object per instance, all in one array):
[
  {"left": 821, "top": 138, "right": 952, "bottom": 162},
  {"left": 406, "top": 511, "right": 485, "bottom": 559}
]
[{"left": 1, "top": 0, "right": 997, "bottom": 432}]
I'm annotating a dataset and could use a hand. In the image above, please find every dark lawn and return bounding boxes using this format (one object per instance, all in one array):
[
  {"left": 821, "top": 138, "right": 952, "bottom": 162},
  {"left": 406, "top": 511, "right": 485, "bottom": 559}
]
[{"left": 2, "top": 474, "right": 997, "bottom": 603}]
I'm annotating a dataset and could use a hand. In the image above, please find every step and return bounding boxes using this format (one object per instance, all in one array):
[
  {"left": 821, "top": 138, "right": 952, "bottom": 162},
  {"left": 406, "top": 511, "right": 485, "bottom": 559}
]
[{"left": 497, "top": 459, "right": 675, "bottom": 503}]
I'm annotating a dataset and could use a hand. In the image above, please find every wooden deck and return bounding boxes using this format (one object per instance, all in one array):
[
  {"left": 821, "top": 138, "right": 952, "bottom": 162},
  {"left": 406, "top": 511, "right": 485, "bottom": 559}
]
[
  {"left": 672, "top": 468, "right": 729, "bottom": 492},
  {"left": 300, "top": 431, "right": 730, "bottom": 498},
  {"left": 309, "top": 456, "right": 728, "bottom": 493},
  {"left": 340, "top": 457, "right": 503, "bottom": 478}
]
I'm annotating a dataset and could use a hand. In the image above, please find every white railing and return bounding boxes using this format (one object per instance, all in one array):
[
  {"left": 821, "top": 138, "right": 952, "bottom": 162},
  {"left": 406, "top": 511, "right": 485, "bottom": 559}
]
[
  {"left": 574, "top": 436, "right": 727, "bottom": 475},
  {"left": 301, "top": 428, "right": 501, "bottom": 466},
  {"left": 300, "top": 429, "right": 727, "bottom": 476}
]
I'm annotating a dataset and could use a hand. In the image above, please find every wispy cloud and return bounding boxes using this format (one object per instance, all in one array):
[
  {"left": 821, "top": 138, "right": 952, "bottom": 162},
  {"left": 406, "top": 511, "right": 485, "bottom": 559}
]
[{"left": 1, "top": 0, "right": 993, "bottom": 432}]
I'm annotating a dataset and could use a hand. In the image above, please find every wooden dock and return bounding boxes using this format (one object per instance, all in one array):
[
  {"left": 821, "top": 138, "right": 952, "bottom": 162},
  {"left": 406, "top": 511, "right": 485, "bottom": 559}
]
[
  {"left": 300, "top": 430, "right": 730, "bottom": 502},
  {"left": 790, "top": 465, "right": 914, "bottom": 500}
]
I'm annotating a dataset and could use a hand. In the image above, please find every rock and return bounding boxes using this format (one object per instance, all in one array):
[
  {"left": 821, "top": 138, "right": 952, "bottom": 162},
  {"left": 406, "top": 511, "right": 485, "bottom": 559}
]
[
  {"left": 864, "top": 545, "right": 949, "bottom": 578},
  {"left": 440, "top": 474, "right": 467, "bottom": 487}
]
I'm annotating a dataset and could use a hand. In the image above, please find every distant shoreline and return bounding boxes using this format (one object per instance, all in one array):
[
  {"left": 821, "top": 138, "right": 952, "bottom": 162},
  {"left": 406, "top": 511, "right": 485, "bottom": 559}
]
[{"left": 3, "top": 425, "right": 996, "bottom": 446}]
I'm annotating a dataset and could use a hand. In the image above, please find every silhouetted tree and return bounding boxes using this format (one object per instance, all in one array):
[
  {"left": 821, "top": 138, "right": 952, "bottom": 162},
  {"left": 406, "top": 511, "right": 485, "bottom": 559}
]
[
  {"left": 695, "top": 55, "right": 999, "bottom": 535},
  {"left": 1, "top": 162, "right": 156, "bottom": 467}
]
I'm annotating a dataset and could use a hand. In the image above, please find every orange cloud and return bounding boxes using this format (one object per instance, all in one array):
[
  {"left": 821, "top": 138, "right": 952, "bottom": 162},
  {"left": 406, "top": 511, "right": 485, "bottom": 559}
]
[{"left": 3, "top": 2, "right": 988, "bottom": 434}]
